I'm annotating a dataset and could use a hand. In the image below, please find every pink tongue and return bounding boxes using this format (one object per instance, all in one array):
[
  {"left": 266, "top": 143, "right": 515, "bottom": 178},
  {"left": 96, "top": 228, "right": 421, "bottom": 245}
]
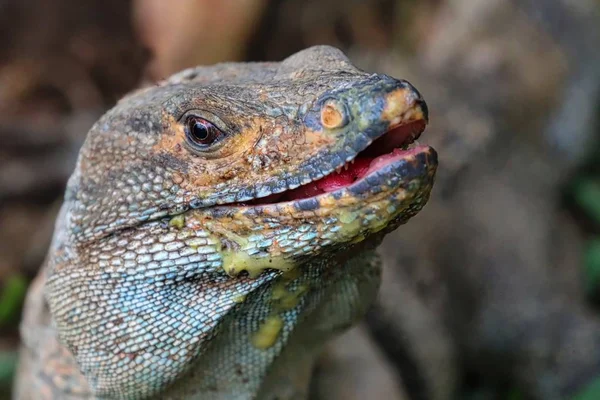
[{"left": 286, "top": 158, "right": 372, "bottom": 200}]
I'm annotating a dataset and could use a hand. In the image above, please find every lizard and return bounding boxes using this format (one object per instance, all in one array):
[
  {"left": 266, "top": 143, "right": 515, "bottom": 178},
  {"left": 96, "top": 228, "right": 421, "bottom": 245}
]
[{"left": 14, "top": 45, "right": 437, "bottom": 400}]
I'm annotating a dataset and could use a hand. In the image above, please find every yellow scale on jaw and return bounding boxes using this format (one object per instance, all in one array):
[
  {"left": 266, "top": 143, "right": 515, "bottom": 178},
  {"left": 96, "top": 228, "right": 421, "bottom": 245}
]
[
  {"left": 221, "top": 250, "right": 295, "bottom": 279},
  {"left": 171, "top": 184, "right": 411, "bottom": 280}
]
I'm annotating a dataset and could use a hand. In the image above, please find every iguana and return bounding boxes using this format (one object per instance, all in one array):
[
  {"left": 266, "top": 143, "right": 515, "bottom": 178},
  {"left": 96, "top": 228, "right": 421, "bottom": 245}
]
[{"left": 15, "top": 45, "right": 437, "bottom": 399}]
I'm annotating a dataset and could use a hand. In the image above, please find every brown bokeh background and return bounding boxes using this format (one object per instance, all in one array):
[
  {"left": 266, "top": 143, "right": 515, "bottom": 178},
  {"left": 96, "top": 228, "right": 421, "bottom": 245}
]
[{"left": 1, "top": 1, "right": 599, "bottom": 399}]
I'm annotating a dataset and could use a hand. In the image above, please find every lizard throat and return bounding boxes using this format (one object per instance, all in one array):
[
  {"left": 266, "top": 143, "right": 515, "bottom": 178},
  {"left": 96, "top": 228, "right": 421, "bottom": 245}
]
[{"left": 239, "top": 119, "right": 427, "bottom": 206}]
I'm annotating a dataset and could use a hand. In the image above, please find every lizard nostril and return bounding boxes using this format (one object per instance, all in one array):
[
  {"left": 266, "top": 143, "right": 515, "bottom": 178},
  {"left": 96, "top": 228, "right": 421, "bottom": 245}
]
[{"left": 320, "top": 98, "right": 349, "bottom": 129}]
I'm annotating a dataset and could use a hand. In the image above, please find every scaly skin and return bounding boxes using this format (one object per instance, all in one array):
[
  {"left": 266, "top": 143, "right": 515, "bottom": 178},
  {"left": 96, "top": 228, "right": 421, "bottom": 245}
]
[{"left": 15, "top": 46, "right": 437, "bottom": 399}]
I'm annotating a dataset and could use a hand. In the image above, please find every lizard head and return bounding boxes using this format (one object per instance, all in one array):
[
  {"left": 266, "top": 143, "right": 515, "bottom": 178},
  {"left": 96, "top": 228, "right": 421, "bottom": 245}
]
[
  {"left": 70, "top": 45, "right": 435, "bottom": 261},
  {"left": 68, "top": 46, "right": 436, "bottom": 277}
]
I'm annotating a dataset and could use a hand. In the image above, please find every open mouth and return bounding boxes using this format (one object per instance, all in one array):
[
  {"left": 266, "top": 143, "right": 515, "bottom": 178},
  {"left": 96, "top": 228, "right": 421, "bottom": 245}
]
[{"left": 240, "top": 118, "right": 428, "bottom": 206}]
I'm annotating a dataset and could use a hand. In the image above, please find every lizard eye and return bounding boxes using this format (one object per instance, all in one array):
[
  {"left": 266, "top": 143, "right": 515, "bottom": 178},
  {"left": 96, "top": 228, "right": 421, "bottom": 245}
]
[{"left": 185, "top": 116, "right": 223, "bottom": 149}]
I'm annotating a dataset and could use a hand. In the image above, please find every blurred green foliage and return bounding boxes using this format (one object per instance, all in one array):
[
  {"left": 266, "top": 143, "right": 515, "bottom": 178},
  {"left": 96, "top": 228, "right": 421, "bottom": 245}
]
[
  {"left": 0, "top": 275, "right": 27, "bottom": 327},
  {"left": 573, "top": 376, "right": 600, "bottom": 400},
  {"left": 0, "top": 351, "right": 17, "bottom": 400},
  {"left": 573, "top": 179, "right": 600, "bottom": 226},
  {"left": 0, "top": 275, "right": 26, "bottom": 398},
  {"left": 584, "top": 238, "right": 600, "bottom": 299}
]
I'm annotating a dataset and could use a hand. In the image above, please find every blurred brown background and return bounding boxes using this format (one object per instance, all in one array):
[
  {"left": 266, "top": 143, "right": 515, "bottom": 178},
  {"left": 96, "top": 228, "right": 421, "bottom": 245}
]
[{"left": 1, "top": 0, "right": 599, "bottom": 399}]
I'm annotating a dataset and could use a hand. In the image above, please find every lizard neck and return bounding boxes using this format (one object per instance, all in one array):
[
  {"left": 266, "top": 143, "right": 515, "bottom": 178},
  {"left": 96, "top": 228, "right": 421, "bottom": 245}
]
[{"left": 163, "top": 251, "right": 382, "bottom": 399}]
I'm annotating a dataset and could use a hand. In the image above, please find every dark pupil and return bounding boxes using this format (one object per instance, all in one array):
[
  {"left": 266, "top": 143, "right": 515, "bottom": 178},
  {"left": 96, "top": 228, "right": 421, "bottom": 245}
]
[
  {"left": 187, "top": 118, "right": 218, "bottom": 146},
  {"left": 192, "top": 122, "right": 210, "bottom": 142}
]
